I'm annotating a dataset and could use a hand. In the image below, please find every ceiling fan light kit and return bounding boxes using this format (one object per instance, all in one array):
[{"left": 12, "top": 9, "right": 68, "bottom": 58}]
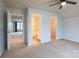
[
  {"left": 49, "top": 0, "right": 77, "bottom": 9},
  {"left": 61, "top": 2, "right": 66, "bottom": 6}
]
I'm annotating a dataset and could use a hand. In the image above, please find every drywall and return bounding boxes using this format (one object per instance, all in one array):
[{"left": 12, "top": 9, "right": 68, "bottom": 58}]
[
  {"left": 63, "top": 16, "right": 79, "bottom": 42},
  {"left": 24, "top": 8, "right": 28, "bottom": 45},
  {"left": 0, "top": 6, "right": 4, "bottom": 56},
  {"left": 27, "top": 8, "right": 63, "bottom": 46},
  {"left": 0, "top": 0, "right": 6, "bottom": 56},
  {"left": 8, "top": 8, "right": 24, "bottom": 14}
]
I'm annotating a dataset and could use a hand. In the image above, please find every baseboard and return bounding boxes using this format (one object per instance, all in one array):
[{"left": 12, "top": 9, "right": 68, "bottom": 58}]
[
  {"left": 28, "top": 43, "right": 32, "bottom": 46},
  {"left": 61, "top": 38, "right": 79, "bottom": 43},
  {"left": 41, "top": 40, "right": 50, "bottom": 44},
  {"left": 56, "top": 37, "right": 64, "bottom": 40},
  {"left": 0, "top": 48, "right": 4, "bottom": 56}
]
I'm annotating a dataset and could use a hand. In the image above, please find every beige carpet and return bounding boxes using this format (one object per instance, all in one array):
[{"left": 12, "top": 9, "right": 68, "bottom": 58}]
[
  {"left": 8, "top": 32, "right": 24, "bottom": 49},
  {"left": 1, "top": 39, "right": 79, "bottom": 58}
]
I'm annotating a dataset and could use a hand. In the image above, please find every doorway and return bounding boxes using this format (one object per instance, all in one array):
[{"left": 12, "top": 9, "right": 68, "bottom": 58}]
[
  {"left": 32, "top": 13, "right": 41, "bottom": 46},
  {"left": 7, "top": 11, "right": 25, "bottom": 50},
  {"left": 50, "top": 16, "right": 57, "bottom": 42}
]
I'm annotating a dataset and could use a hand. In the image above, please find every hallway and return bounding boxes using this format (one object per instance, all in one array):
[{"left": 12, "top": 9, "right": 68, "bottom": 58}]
[{"left": 8, "top": 32, "right": 24, "bottom": 49}]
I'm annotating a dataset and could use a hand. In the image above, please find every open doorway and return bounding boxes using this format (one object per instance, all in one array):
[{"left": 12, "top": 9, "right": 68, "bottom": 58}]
[
  {"left": 7, "top": 11, "right": 25, "bottom": 50},
  {"left": 32, "top": 13, "right": 41, "bottom": 46},
  {"left": 50, "top": 16, "right": 57, "bottom": 42}
]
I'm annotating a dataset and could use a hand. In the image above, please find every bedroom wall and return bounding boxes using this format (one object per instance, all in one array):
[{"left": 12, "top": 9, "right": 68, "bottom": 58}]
[
  {"left": 63, "top": 16, "right": 79, "bottom": 42},
  {"left": 0, "top": 0, "right": 6, "bottom": 56},
  {"left": 27, "top": 8, "right": 63, "bottom": 46}
]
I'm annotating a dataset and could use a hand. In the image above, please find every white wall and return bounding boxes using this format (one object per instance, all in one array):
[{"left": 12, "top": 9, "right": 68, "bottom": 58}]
[
  {"left": 0, "top": 0, "right": 6, "bottom": 56},
  {"left": 0, "top": 6, "right": 4, "bottom": 56},
  {"left": 27, "top": 8, "right": 63, "bottom": 46},
  {"left": 8, "top": 8, "right": 24, "bottom": 14},
  {"left": 63, "top": 16, "right": 79, "bottom": 42},
  {"left": 24, "top": 8, "right": 29, "bottom": 45}
]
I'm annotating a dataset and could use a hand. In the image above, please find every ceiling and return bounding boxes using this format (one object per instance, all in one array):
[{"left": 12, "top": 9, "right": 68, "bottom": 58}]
[{"left": 3, "top": 0, "right": 79, "bottom": 19}]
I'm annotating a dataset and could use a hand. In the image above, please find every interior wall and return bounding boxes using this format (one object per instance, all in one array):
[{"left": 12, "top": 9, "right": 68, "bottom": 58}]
[
  {"left": 0, "top": 0, "right": 6, "bottom": 56},
  {"left": 63, "top": 16, "right": 79, "bottom": 42},
  {"left": 24, "top": 8, "right": 29, "bottom": 45},
  {"left": 27, "top": 8, "right": 63, "bottom": 46},
  {"left": 8, "top": 8, "right": 24, "bottom": 14}
]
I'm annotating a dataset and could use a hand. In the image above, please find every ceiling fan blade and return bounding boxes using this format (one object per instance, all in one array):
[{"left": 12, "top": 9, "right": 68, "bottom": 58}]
[
  {"left": 66, "top": 1, "right": 77, "bottom": 5},
  {"left": 49, "top": 2, "right": 61, "bottom": 6},
  {"left": 59, "top": 5, "right": 62, "bottom": 9}
]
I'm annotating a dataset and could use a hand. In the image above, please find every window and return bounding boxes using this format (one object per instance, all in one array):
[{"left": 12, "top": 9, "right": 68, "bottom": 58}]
[{"left": 17, "top": 22, "right": 23, "bottom": 31}]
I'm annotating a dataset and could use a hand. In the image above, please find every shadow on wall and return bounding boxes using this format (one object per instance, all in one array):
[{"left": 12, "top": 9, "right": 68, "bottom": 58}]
[
  {"left": 24, "top": 9, "right": 28, "bottom": 46},
  {"left": 3, "top": 11, "right": 7, "bottom": 50}
]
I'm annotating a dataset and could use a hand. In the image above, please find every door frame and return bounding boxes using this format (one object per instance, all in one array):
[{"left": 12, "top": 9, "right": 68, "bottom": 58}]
[
  {"left": 31, "top": 13, "right": 42, "bottom": 46},
  {"left": 7, "top": 10, "right": 25, "bottom": 50}
]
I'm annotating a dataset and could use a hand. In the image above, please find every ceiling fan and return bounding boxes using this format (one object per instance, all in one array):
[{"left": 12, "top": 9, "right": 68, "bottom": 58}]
[{"left": 49, "top": 0, "right": 77, "bottom": 9}]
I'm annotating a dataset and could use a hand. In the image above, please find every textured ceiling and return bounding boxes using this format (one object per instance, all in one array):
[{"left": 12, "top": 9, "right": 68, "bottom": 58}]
[{"left": 3, "top": 0, "right": 79, "bottom": 18}]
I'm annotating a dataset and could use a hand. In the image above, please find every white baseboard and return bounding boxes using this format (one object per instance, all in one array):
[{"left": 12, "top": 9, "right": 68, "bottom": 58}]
[
  {"left": 61, "top": 37, "right": 79, "bottom": 43},
  {"left": 0, "top": 48, "right": 4, "bottom": 56},
  {"left": 41, "top": 40, "right": 50, "bottom": 43}
]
